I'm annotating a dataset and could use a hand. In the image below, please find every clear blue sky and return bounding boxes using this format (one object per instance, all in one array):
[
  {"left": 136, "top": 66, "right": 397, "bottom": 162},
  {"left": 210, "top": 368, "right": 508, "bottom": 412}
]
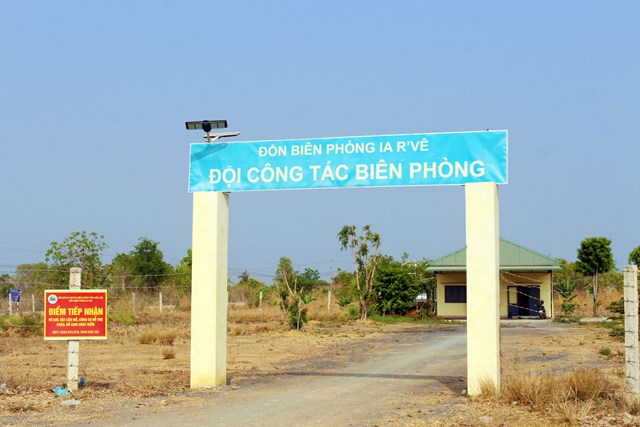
[{"left": 1, "top": 1, "right": 638, "bottom": 282}]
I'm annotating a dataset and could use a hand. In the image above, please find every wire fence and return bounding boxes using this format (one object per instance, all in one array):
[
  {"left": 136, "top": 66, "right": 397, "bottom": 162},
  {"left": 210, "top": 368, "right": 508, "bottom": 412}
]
[{"left": 1, "top": 269, "right": 626, "bottom": 321}]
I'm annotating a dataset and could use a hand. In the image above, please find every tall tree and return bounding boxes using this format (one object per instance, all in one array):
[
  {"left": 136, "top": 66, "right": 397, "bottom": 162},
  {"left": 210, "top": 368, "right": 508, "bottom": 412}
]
[
  {"left": 0, "top": 273, "right": 13, "bottom": 299},
  {"left": 45, "top": 231, "right": 108, "bottom": 288},
  {"left": 375, "top": 255, "right": 420, "bottom": 315},
  {"left": 629, "top": 246, "right": 640, "bottom": 266},
  {"left": 297, "top": 268, "right": 328, "bottom": 292},
  {"left": 128, "top": 237, "right": 172, "bottom": 288},
  {"left": 338, "top": 225, "right": 381, "bottom": 319},
  {"left": 274, "top": 257, "right": 313, "bottom": 329},
  {"left": 576, "top": 237, "right": 615, "bottom": 316},
  {"left": 109, "top": 252, "right": 138, "bottom": 290},
  {"left": 238, "top": 270, "right": 250, "bottom": 284},
  {"left": 173, "top": 249, "right": 192, "bottom": 294}
]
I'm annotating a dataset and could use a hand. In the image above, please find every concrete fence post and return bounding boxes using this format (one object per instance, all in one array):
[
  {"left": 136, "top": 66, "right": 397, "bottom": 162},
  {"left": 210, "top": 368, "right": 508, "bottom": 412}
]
[
  {"left": 68, "top": 267, "right": 81, "bottom": 392},
  {"left": 624, "top": 265, "right": 639, "bottom": 403}
]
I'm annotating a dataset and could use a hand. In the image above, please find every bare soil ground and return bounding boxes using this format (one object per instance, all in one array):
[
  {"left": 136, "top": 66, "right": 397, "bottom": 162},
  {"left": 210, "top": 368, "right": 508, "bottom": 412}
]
[{"left": 0, "top": 310, "right": 633, "bottom": 426}]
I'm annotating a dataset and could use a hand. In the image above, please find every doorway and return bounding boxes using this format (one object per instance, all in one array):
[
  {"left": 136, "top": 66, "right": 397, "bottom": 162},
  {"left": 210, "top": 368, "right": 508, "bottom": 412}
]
[{"left": 507, "top": 286, "right": 540, "bottom": 318}]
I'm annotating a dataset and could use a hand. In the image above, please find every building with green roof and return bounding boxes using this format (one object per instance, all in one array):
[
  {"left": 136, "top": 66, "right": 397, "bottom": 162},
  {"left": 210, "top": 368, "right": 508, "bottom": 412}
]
[{"left": 427, "top": 238, "right": 561, "bottom": 319}]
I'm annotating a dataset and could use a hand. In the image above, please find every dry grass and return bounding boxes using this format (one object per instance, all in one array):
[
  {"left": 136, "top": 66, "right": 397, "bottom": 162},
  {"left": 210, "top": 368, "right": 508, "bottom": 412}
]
[
  {"left": 501, "top": 367, "right": 613, "bottom": 407},
  {"left": 228, "top": 305, "right": 283, "bottom": 323},
  {"left": 161, "top": 347, "right": 176, "bottom": 359},
  {"left": 136, "top": 328, "right": 180, "bottom": 346},
  {"left": 473, "top": 366, "right": 620, "bottom": 426}
]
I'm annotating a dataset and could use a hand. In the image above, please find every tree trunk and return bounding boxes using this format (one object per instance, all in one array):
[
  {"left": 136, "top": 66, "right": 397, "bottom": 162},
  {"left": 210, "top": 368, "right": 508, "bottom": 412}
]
[{"left": 359, "top": 296, "right": 368, "bottom": 319}]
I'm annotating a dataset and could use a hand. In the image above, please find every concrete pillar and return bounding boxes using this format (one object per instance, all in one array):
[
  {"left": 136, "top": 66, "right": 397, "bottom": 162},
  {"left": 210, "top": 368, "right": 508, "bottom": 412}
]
[
  {"left": 624, "top": 265, "right": 639, "bottom": 403},
  {"left": 68, "top": 267, "right": 81, "bottom": 392},
  {"left": 465, "top": 182, "right": 500, "bottom": 395},
  {"left": 190, "top": 192, "right": 229, "bottom": 388}
]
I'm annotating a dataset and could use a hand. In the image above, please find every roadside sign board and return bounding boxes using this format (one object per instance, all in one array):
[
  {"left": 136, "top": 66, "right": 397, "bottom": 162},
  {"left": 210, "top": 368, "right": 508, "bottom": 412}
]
[
  {"left": 44, "top": 290, "right": 107, "bottom": 340},
  {"left": 189, "top": 130, "right": 507, "bottom": 192},
  {"left": 8, "top": 289, "right": 20, "bottom": 302}
]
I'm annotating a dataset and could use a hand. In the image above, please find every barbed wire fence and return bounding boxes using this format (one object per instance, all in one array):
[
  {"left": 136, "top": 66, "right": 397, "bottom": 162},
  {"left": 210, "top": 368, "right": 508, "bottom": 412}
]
[
  {"left": 1, "top": 267, "right": 627, "bottom": 322},
  {"left": 1, "top": 269, "right": 195, "bottom": 318}
]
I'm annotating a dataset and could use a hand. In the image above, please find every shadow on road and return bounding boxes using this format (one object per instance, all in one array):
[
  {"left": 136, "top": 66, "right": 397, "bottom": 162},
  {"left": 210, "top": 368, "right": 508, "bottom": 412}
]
[{"left": 243, "top": 370, "right": 467, "bottom": 393}]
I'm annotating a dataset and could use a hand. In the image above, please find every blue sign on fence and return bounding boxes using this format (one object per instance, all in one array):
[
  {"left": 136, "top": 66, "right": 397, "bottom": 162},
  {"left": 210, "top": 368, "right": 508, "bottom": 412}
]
[
  {"left": 189, "top": 130, "right": 507, "bottom": 192},
  {"left": 9, "top": 289, "right": 20, "bottom": 302}
]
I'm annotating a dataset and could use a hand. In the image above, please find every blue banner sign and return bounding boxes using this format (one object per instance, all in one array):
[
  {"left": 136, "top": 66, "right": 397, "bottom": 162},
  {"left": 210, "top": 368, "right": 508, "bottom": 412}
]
[{"left": 189, "top": 130, "right": 507, "bottom": 192}]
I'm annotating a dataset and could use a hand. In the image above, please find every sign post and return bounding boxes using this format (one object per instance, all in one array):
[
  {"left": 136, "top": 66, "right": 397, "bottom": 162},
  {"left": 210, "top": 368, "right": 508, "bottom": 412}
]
[
  {"left": 44, "top": 268, "right": 107, "bottom": 391},
  {"left": 69, "top": 269, "right": 80, "bottom": 391}
]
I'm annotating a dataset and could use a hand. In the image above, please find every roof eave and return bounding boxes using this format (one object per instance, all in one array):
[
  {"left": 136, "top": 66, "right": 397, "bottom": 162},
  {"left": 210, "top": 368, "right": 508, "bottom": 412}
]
[{"left": 427, "top": 266, "right": 562, "bottom": 272}]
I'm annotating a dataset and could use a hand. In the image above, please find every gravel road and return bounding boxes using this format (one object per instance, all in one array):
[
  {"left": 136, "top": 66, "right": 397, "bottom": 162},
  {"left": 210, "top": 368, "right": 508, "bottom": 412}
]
[{"left": 108, "top": 325, "right": 468, "bottom": 426}]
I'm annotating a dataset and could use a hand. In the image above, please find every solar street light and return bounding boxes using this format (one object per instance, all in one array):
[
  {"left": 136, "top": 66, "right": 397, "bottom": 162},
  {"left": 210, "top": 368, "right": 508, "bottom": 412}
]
[{"left": 185, "top": 120, "right": 239, "bottom": 143}]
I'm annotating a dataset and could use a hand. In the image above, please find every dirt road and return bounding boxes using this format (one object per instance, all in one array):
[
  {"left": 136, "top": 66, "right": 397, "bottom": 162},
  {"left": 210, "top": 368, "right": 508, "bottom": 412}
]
[
  {"left": 5, "top": 321, "right": 619, "bottom": 426},
  {"left": 106, "top": 325, "right": 467, "bottom": 426}
]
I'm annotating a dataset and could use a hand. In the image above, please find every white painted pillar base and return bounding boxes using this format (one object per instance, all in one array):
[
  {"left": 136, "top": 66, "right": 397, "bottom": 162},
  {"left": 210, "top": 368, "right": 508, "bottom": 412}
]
[
  {"left": 465, "top": 182, "right": 501, "bottom": 396},
  {"left": 190, "top": 192, "right": 229, "bottom": 388}
]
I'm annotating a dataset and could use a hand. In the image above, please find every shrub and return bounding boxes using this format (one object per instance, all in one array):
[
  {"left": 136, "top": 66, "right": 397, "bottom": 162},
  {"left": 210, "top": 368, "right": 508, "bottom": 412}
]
[
  {"left": 110, "top": 313, "right": 135, "bottom": 325},
  {"left": 161, "top": 347, "right": 176, "bottom": 360},
  {"left": 346, "top": 306, "right": 360, "bottom": 321},
  {"left": 137, "top": 328, "right": 179, "bottom": 345},
  {"left": 137, "top": 331, "right": 156, "bottom": 344},
  {"left": 599, "top": 347, "right": 612, "bottom": 357}
]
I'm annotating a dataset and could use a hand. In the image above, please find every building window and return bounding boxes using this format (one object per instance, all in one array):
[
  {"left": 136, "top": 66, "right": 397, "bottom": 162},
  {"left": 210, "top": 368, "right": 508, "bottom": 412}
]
[{"left": 445, "top": 285, "right": 466, "bottom": 303}]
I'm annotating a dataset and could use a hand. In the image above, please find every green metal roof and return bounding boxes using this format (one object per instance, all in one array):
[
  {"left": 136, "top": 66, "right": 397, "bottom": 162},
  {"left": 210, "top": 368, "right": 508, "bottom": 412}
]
[{"left": 426, "top": 238, "right": 562, "bottom": 272}]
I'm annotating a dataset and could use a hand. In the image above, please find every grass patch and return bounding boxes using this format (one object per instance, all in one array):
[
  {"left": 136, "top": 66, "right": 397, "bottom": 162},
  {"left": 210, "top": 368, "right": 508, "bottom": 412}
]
[
  {"left": 596, "top": 320, "right": 625, "bottom": 339},
  {"left": 136, "top": 328, "right": 180, "bottom": 345},
  {"left": 0, "top": 314, "right": 43, "bottom": 337},
  {"left": 110, "top": 313, "right": 135, "bottom": 325},
  {"left": 554, "top": 316, "right": 580, "bottom": 324},
  {"left": 599, "top": 346, "right": 612, "bottom": 357}
]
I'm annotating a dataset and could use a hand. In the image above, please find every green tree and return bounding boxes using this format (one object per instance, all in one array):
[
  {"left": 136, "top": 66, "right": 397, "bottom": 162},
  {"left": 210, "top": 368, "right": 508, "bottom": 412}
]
[
  {"left": 274, "top": 257, "right": 313, "bottom": 329},
  {"left": 401, "top": 257, "right": 435, "bottom": 315},
  {"left": 238, "top": 270, "right": 250, "bottom": 284},
  {"left": 629, "top": 246, "right": 640, "bottom": 266},
  {"left": 45, "top": 231, "right": 108, "bottom": 288},
  {"left": 374, "top": 255, "right": 421, "bottom": 315},
  {"left": 173, "top": 249, "right": 192, "bottom": 294},
  {"left": 554, "top": 279, "right": 578, "bottom": 319},
  {"left": 331, "top": 269, "right": 354, "bottom": 306},
  {"left": 229, "top": 270, "right": 267, "bottom": 308},
  {"left": 0, "top": 273, "right": 13, "bottom": 298},
  {"left": 338, "top": 225, "right": 381, "bottom": 320},
  {"left": 109, "top": 252, "right": 138, "bottom": 290},
  {"left": 298, "top": 268, "right": 328, "bottom": 293},
  {"left": 576, "top": 237, "right": 615, "bottom": 316},
  {"left": 128, "top": 237, "right": 172, "bottom": 289}
]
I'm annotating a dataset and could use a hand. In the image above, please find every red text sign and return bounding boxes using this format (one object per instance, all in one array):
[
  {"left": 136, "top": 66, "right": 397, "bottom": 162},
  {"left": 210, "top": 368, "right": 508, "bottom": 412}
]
[{"left": 44, "top": 290, "right": 108, "bottom": 340}]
